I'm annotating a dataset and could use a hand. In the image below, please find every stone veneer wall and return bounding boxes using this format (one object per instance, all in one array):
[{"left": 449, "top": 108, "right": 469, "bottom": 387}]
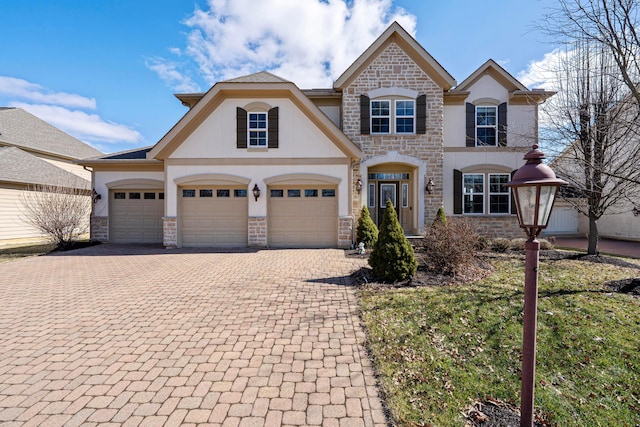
[
  {"left": 90, "top": 216, "right": 108, "bottom": 242},
  {"left": 162, "top": 217, "right": 177, "bottom": 248},
  {"left": 248, "top": 217, "right": 267, "bottom": 247},
  {"left": 342, "top": 42, "right": 445, "bottom": 227},
  {"left": 450, "top": 215, "right": 522, "bottom": 239},
  {"left": 338, "top": 216, "right": 354, "bottom": 248}
]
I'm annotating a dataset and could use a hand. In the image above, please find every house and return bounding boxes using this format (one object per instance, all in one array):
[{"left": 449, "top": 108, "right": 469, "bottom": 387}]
[
  {"left": 80, "top": 22, "right": 553, "bottom": 248},
  {"left": 0, "top": 107, "right": 102, "bottom": 242}
]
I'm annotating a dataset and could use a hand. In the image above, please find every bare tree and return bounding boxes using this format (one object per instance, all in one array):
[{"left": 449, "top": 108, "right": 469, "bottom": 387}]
[
  {"left": 540, "top": 38, "right": 640, "bottom": 254},
  {"left": 20, "top": 183, "right": 92, "bottom": 250}
]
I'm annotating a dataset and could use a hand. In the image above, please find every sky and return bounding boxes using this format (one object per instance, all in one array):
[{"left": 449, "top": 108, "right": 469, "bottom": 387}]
[{"left": 1, "top": 0, "right": 561, "bottom": 155}]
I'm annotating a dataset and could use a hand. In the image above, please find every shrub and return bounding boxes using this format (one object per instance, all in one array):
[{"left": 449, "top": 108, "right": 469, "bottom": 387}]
[
  {"left": 510, "top": 237, "right": 556, "bottom": 251},
  {"left": 433, "top": 206, "right": 447, "bottom": 225},
  {"left": 369, "top": 199, "right": 417, "bottom": 282},
  {"left": 356, "top": 206, "right": 378, "bottom": 248},
  {"left": 491, "top": 238, "right": 512, "bottom": 253},
  {"left": 421, "top": 218, "right": 479, "bottom": 276}
]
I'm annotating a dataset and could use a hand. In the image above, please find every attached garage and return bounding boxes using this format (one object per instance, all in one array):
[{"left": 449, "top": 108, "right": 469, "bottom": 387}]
[
  {"left": 268, "top": 185, "right": 337, "bottom": 248},
  {"left": 180, "top": 186, "right": 248, "bottom": 247},
  {"left": 544, "top": 204, "right": 579, "bottom": 236},
  {"left": 110, "top": 190, "right": 164, "bottom": 243}
]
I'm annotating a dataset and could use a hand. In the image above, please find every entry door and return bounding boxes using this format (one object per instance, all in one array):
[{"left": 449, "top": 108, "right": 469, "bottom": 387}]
[{"left": 377, "top": 182, "right": 399, "bottom": 226}]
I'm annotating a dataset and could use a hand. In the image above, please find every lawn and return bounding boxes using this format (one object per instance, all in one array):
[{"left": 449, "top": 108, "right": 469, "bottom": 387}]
[
  {"left": 0, "top": 243, "right": 55, "bottom": 263},
  {"left": 358, "top": 252, "right": 640, "bottom": 426}
]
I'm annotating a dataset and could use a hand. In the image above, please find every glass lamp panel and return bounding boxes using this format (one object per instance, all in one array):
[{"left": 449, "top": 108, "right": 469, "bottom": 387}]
[
  {"left": 537, "top": 185, "right": 558, "bottom": 226},
  {"left": 515, "top": 186, "right": 538, "bottom": 226}
]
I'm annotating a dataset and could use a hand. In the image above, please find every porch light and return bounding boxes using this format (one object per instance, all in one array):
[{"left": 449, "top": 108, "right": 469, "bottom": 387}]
[
  {"left": 355, "top": 179, "right": 362, "bottom": 194},
  {"left": 92, "top": 189, "right": 102, "bottom": 203},
  {"left": 505, "top": 144, "right": 566, "bottom": 427},
  {"left": 425, "top": 178, "right": 434, "bottom": 194},
  {"left": 252, "top": 184, "right": 261, "bottom": 201}
]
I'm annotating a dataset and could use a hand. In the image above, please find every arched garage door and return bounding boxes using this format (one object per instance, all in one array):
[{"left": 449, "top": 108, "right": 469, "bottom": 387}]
[
  {"left": 110, "top": 190, "right": 164, "bottom": 243},
  {"left": 268, "top": 185, "right": 337, "bottom": 248},
  {"left": 180, "top": 186, "right": 248, "bottom": 247}
]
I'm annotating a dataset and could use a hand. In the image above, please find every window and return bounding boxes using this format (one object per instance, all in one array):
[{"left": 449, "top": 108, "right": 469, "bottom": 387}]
[
  {"left": 371, "top": 100, "right": 390, "bottom": 133},
  {"left": 463, "top": 174, "right": 484, "bottom": 214},
  {"left": 270, "top": 189, "right": 284, "bottom": 198},
  {"left": 322, "top": 189, "right": 335, "bottom": 197},
  {"left": 129, "top": 192, "right": 141, "bottom": 200},
  {"left": 199, "top": 189, "right": 213, "bottom": 197},
  {"left": 234, "top": 189, "right": 247, "bottom": 198},
  {"left": 248, "top": 112, "right": 267, "bottom": 147},
  {"left": 402, "top": 183, "right": 409, "bottom": 208},
  {"left": 304, "top": 189, "right": 318, "bottom": 197},
  {"left": 368, "top": 184, "right": 375, "bottom": 208},
  {"left": 182, "top": 189, "right": 195, "bottom": 198},
  {"left": 288, "top": 189, "right": 301, "bottom": 198},
  {"left": 489, "top": 174, "right": 511, "bottom": 214},
  {"left": 114, "top": 192, "right": 125, "bottom": 199},
  {"left": 144, "top": 192, "right": 156, "bottom": 200},
  {"left": 217, "top": 189, "right": 230, "bottom": 198},
  {"left": 395, "top": 100, "right": 415, "bottom": 133},
  {"left": 476, "top": 106, "right": 497, "bottom": 146},
  {"left": 159, "top": 193, "right": 165, "bottom": 200}
]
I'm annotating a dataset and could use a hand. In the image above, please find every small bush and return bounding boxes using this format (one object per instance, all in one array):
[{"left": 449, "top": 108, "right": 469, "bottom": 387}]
[
  {"left": 491, "top": 238, "right": 512, "bottom": 253},
  {"left": 421, "top": 218, "right": 479, "bottom": 276},
  {"left": 540, "top": 238, "right": 555, "bottom": 250},
  {"left": 433, "top": 206, "right": 447, "bottom": 225},
  {"left": 475, "top": 235, "right": 491, "bottom": 251},
  {"left": 356, "top": 206, "right": 378, "bottom": 248},
  {"left": 369, "top": 200, "right": 417, "bottom": 282},
  {"left": 510, "top": 237, "right": 555, "bottom": 251}
]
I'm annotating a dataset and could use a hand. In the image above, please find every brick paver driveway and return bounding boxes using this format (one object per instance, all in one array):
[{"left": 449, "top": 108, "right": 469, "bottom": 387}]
[{"left": 0, "top": 245, "right": 386, "bottom": 426}]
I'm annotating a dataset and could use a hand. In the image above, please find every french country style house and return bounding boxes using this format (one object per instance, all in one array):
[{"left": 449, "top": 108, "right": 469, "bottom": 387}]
[{"left": 80, "top": 22, "right": 554, "bottom": 248}]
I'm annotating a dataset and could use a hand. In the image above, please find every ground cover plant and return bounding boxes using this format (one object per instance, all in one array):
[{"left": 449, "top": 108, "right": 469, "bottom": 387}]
[{"left": 358, "top": 251, "right": 640, "bottom": 426}]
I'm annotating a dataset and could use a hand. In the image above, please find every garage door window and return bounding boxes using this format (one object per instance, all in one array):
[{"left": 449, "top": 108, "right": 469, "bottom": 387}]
[
  {"left": 234, "top": 189, "right": 247, "bottom": 197},
  {"left": 144, "top": 192, "right": 156, "bottom": 199},
  {"left": 129, "top": 192, "right": 141, "bottom": 199},
  {"left": 183, "top": 189, "right": 196, "bottom": 197},
  {"left": 271, "top": 189, "right": 284, "bottom": 197},
  {"left": 114, "top": 192, "right": 125, "bottom": 199},
  {"left": 217, "top": 189, "right": 230, "bottom": 198},
  {"left": 199, "top": 189, "right": 213, "bottom": 197},
  {"left": 322, "top": 189, "right": 336, "bottom": 197},
  {"left": 159, "top": 193, "right": 165, "bottom": 199},
  {"left": 305, "top": 189, "right": 318, "bottom": 197},
  {"left": 288, "top": 189, "right": 301, "bottom": 197}
]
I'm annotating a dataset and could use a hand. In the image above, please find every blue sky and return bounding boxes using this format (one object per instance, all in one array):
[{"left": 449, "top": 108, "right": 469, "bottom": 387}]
[{"left": 1, "top": 0, "right": 559, "bottom": 154}]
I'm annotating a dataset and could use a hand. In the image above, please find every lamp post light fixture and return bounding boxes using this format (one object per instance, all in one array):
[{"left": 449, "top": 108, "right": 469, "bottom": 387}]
[
  {"left": 505, "top": 145, "right": 567, "bottom": 427},
  {"left": 252, "top": 184, "right": 261, "bottom": 201}
]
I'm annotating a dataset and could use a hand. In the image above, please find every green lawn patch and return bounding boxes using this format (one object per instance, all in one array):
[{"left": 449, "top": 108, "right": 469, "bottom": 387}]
[{"left": 358, "top": 254, "right": 640, "bottom": 426}]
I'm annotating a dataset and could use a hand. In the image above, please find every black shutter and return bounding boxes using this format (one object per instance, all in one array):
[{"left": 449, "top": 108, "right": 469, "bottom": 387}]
[
  {"left": 416, "top": 95, "right": 427, "bottom": 134},
  {"left": 360, "top": 95, "right": 370, "bottom": 135},
  {"left": 268, "top": 107, "right": 279, "bottom": 149},
  {"left": 236, "top": 107, "right": 247, "bottom": 149},
  {"left": 465, "top": 103, "right": 475, "bottom": 147},
  {"left": 510, "top": 169, "right": 518, "bottom": 214},
  {"left": 498, "top": 102, "right": 507, "bottom": 146},
  {"left": 453, "top": 169, "right": 463, "bottom": 214}
]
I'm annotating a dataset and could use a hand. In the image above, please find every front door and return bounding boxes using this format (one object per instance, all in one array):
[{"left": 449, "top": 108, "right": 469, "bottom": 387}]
[{"left": 378, "top": 182, "right": 399, "bottom": 226}]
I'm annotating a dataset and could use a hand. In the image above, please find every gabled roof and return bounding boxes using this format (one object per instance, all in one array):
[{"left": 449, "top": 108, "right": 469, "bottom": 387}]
[
  {"left": 0, "top": 107, "right": 103, "bottom": 160},
  {"left": 453, "top": 59, "right": 555, "bottom": 103},
  {"left": 334, "top": 21, "right": 456, "bottom": 90},
  {"left": 0, "top": 146, "right": 90, "bottom": 189},
  {"left": 149, "top": 73, "right": 363, "bottom": 160}
]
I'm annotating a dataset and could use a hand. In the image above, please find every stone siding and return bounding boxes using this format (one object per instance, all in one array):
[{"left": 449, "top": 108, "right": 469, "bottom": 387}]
[
  {"left": 450, "top": 215, "right": 523, "bottom": 240},
  {"left": 338, "top": 216, "right": 354, "bottom": 248},
  {"left": 162, "top": 217, "right": 177, "bottom": 248},
  {"left": 90, "top": 216, "right": 108, "bottom": 242},
  {"left": 342, "top": 42, "right": 444, "bottom": 226},
  {"left": 248, "top": 217, "right": 268, "bottom": 247}
]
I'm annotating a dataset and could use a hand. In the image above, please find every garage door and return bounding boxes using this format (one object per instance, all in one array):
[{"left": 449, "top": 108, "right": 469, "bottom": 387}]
[
  {"left": 544, "top": 205, "right": 579, "bottom": 235},
  {"left": 269, "top": 186, "right": 337, "bottom": 248},
  {"left": 110, "top": 190, "right": 164, "bottom": 243},
  {"left": 181, "top": 186, "right": 248, "bottom": 247}
]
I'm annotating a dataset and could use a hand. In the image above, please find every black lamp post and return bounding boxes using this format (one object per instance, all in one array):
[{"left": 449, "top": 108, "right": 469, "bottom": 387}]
[{"left": 505, "top": 145, "right": 567, "bottom": 427}]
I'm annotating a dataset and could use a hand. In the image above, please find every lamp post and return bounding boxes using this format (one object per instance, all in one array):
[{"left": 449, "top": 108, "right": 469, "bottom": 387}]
[{"left": 505, "top": 145, "right": 567, "bottom": 427}]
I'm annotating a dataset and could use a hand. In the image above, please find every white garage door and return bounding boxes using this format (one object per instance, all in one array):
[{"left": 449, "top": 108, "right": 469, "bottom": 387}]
[
  {"left": 180, "top": 186, "right": 248, "bottom": 247},
  {"left": 544, "top": 205, "right": 579, "bottom": 235},
  {"left": 268, "top": 186, "right": 337, "bottom": 248},
  {"left": 110, "top": 190, "right": 164, "bottom": 243}
]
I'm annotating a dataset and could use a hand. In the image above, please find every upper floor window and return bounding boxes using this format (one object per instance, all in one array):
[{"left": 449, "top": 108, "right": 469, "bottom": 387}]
[
  {"left": 371, "top": 101, "right": 390, "bottom": 133},
  {"left": 395, "top": 100, "right": 415, "bottom": 133},
  {"left": 476, "top": 106, "right": 497, "bottom": 146},
  {"left": 248, "top": 112, "right": 267, "bottom": 147},
  {"left": 370, "top": 99, "right": 415, "bottom": 134}
]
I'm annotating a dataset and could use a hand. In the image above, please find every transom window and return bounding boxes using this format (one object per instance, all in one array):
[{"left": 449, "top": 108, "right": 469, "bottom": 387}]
[
  {"left": 248, "top": 112, "right": 267, "bottom": 147},
  {"left": 371, "top": 100, "right": 415, "bottom": 134},
  {"left": 476, "top": 106, "right": 497, "bottom": 146}
]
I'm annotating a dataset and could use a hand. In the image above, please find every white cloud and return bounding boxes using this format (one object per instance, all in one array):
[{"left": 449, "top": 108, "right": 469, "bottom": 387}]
[
  {"left": 0, "top": 76, "right": 97, "bottom": 109},
  {"left": 10, "top": 102, "right": 143, "bottom": 145},
  {"left": 145, "top": 57, "right": 201, "bottom": 92},
  {"left": 517, "top": 48, "right": 565, "bottom": 90},
  {"left": 150, "top": 0, "right": 416, "bottom": 89}
]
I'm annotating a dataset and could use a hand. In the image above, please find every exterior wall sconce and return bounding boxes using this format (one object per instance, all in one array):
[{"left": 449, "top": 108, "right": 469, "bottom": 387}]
[
  {"left": 92, "top": 189, "right": 102, "bottom": 204},
  {"left": 252, "top": 184, "right": 261, "bottom": 201},
  {"left": 355, "top": 179, "right": 362, "bottom": 194},
  {"left": 425, "top": 179, "right": 434, "bottom": 194},
  {"left": 505, "top": 144, "right": 567, "bottom": 427},
  {"left": 633, "top": 206, "right": 640, "bottom": 217}
]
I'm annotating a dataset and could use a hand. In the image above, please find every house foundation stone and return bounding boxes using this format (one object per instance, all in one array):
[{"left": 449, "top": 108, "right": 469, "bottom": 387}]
[
  {"left": 338, "top": 216, "right": 354, "bottom": 248},
  {"left": 163, "top": 216, "right": 177, "bottom": 248},
  {"left": 248, "top": 217, "right": 267, "bottom": 247},
  {"left": 90, "top": 216, "right": 108, "bottom": 242}
]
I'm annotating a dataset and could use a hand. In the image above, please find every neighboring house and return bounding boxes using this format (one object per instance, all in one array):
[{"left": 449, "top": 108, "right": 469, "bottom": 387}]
[
  {"left": 80, "top": 22, "right": 553, "bottom": 248},
  {"left": 0, "top": 107, "right": 102, "bottom": 242}
]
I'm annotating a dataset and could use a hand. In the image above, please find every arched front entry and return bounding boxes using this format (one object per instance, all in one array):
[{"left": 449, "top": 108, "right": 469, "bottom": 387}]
[{"left": 361, "top": 152, "right": 426, "bottom": 234}]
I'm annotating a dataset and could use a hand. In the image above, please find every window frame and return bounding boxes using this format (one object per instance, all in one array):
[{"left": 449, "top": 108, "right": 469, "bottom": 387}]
[
  {"left": 370, "top": 98, "right": 416, "bottom": 134},
  {"left": 371, "top": 100, "right": 390, "bottom": 134},
  {"left": 462, "top": 173, "right": 485, "bottom": 214},
  {"left": 475, "top": 106, "right": 498, "bottom": 147},
  {"left": 395, "top": 100, "right": 415, "bottom": 134},
  {"left": 488, "top": 173, "right": 511, "bottom": 214},
  {"left": 248, "top": 112, "right": 267, "bottom": 147}
]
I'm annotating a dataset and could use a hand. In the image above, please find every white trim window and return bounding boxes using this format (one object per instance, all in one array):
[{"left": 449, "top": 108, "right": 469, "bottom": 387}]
[
  {"left": 463, "top": 173, "right": 484, "bottom": 214},
  {"left": 248, "top": 112, "right": 267, "bottom": 147},
  {"left": 476, "top": 106, "right": 497, "bottom": 146},
  {"left": 488, "top": 173, "right": 511, "bottom": 214},
  {"left": 395, "top": 100, "right": 415, "bottom": 133},
  {"left": 371, "top": 100, "right": 390, "bottom": 133}
]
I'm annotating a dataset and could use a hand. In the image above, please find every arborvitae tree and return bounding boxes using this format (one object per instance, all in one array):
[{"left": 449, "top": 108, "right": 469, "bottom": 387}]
[
  {"left": 368, "top": 199, "right": 417, "bottom": 282},
  {"left": 433, "top": 206, "right": 447, "bottom": 226},
  {"left": 356, "top": 206, "right": 378, "bottom": 248}
]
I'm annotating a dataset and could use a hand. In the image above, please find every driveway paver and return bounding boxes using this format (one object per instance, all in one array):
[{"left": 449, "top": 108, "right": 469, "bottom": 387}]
[{"left": 0, "top": 244, "right": 386, "bottom": 426}]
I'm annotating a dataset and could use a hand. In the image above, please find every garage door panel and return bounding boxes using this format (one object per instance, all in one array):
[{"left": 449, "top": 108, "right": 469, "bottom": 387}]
[{"left": 110, "top": 191, "right": 163, "bottom": 244}]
